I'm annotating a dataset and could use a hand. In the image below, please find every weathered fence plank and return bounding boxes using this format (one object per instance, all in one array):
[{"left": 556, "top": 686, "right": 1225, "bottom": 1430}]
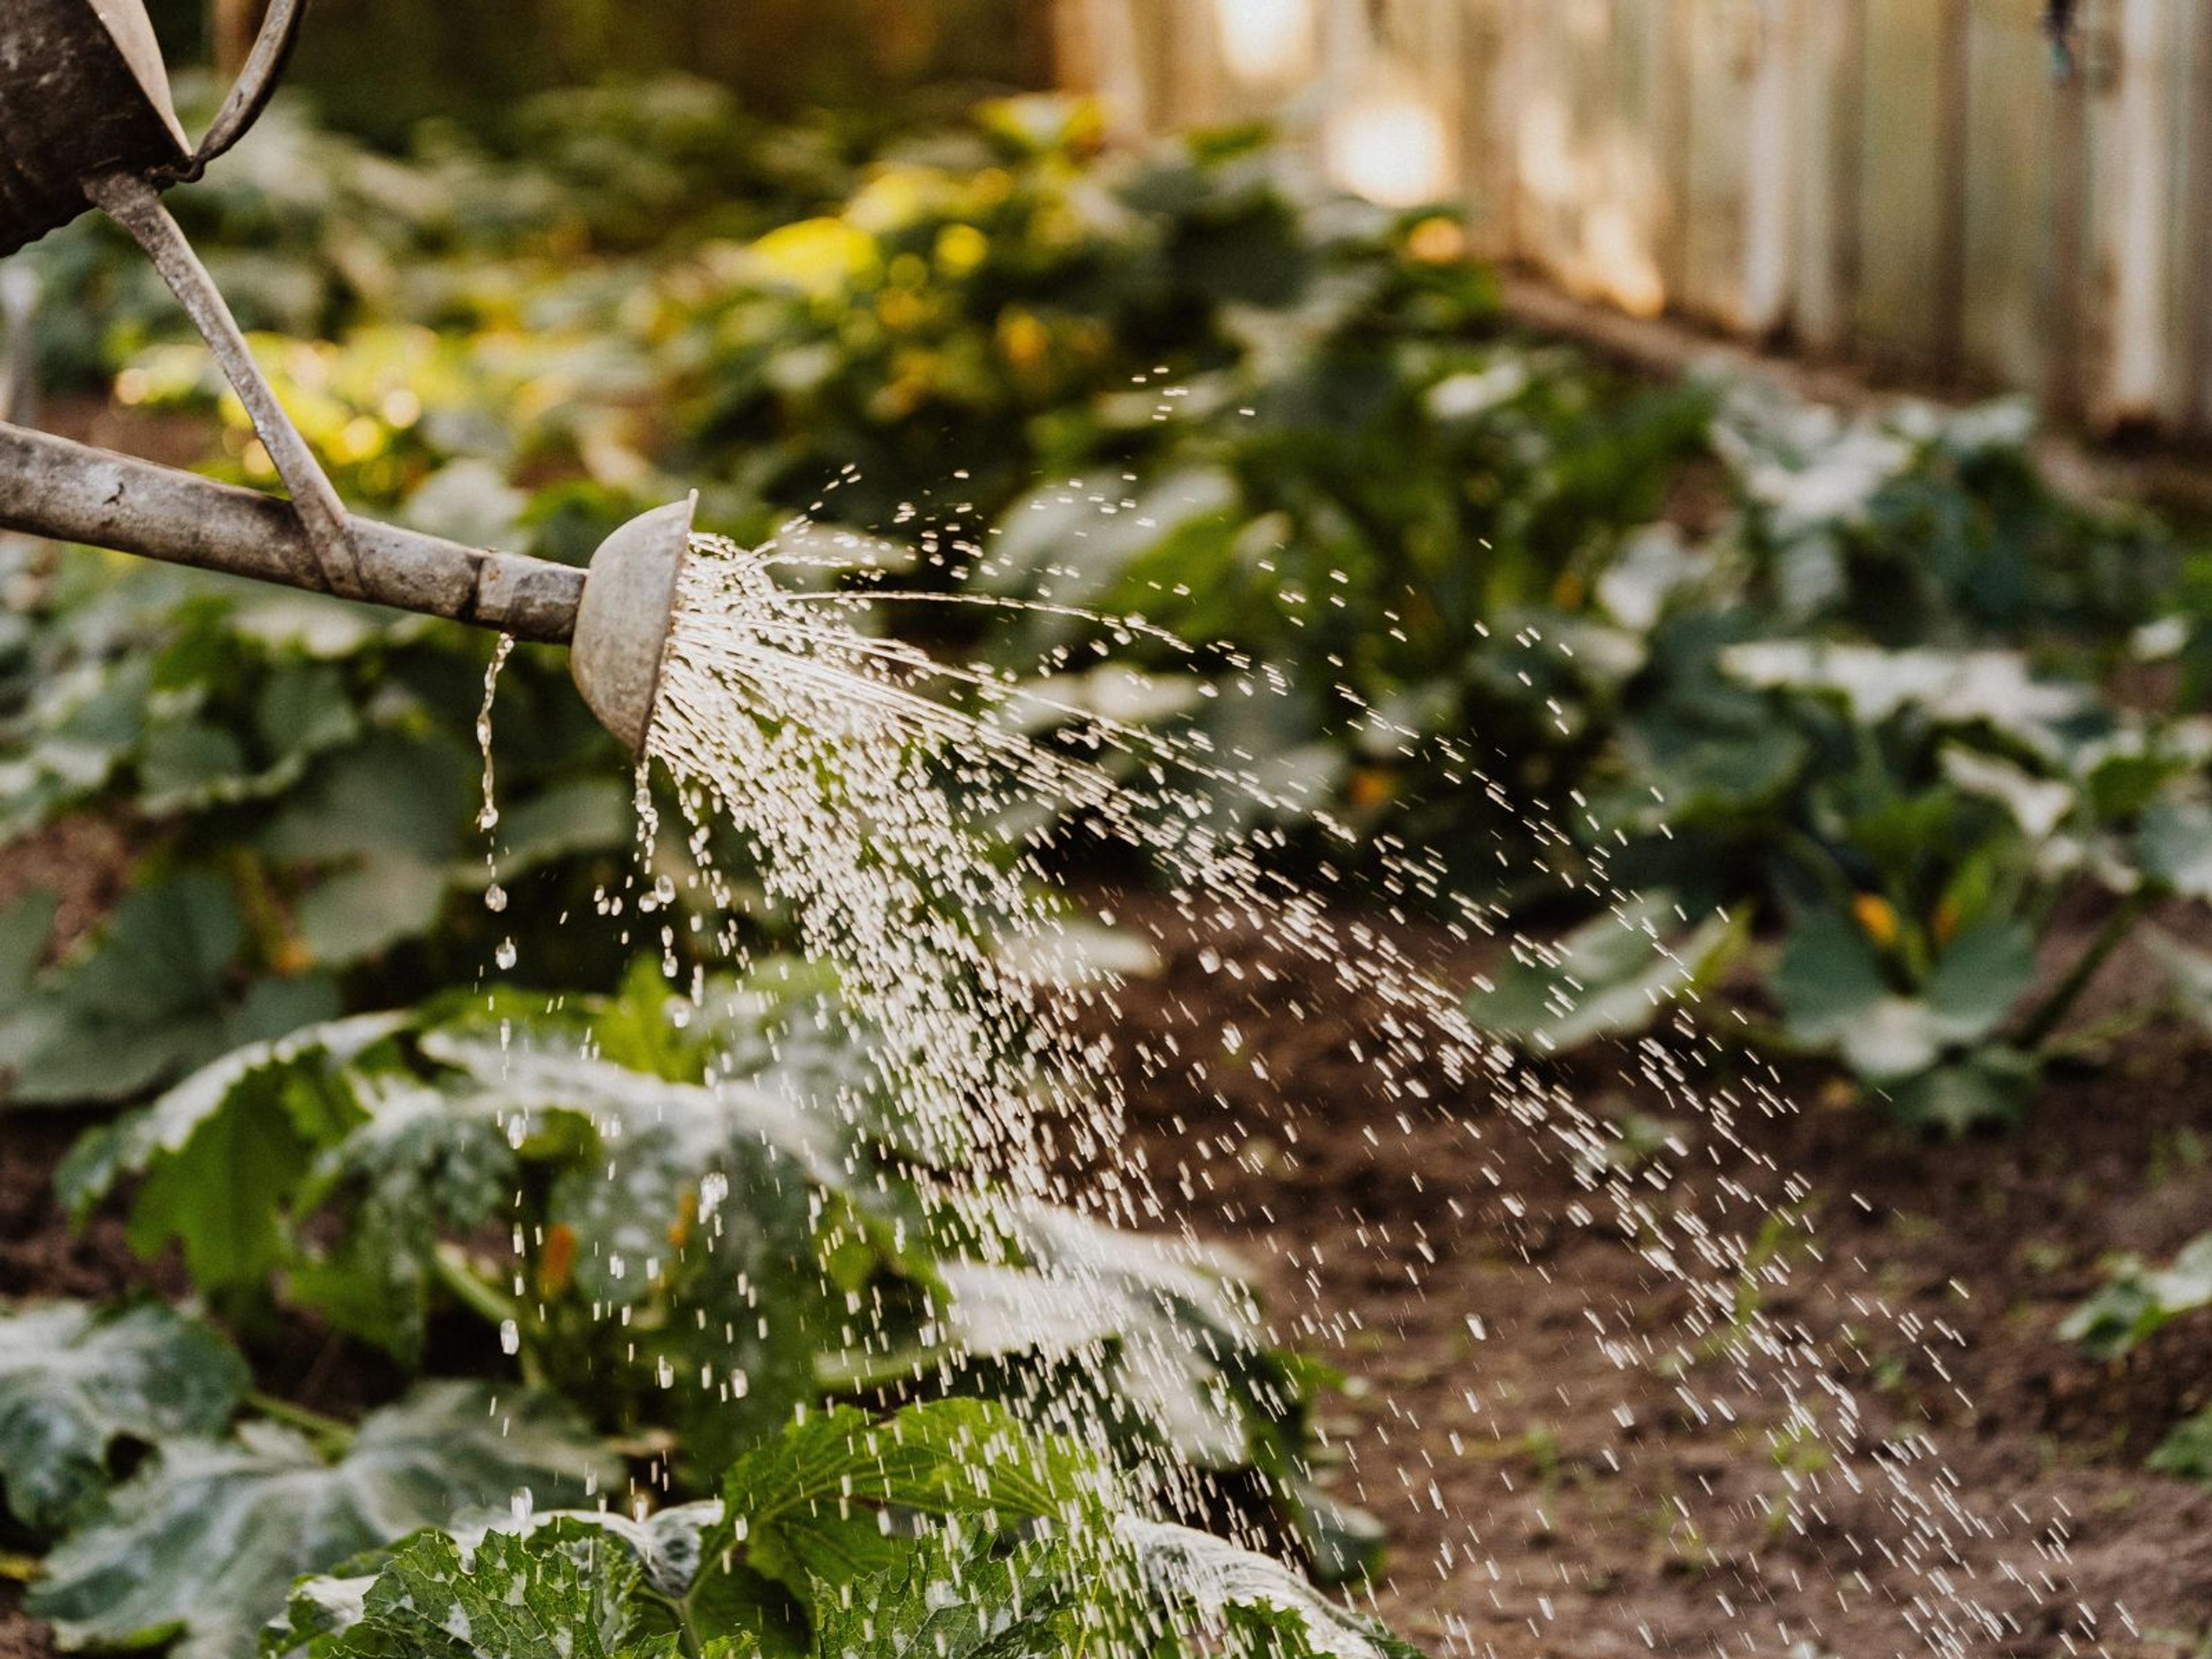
[{"left": 1083, "top": 0, "right": 2212, "bottom": 439}]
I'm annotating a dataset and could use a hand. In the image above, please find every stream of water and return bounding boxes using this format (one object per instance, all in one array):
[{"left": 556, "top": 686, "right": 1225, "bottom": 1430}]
[{"left": 488, "top": 505, "right": 2126, "bottom": 1658}]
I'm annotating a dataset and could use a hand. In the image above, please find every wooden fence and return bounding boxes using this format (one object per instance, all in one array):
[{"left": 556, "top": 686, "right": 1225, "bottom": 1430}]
[{"left": 1053, "top": 0, "right": 2212, "bottom": 441}]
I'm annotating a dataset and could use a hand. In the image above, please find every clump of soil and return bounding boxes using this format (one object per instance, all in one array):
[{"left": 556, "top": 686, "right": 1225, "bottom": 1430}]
[{"left": 0, "top": 817, "right": 134, "bottom": 964}]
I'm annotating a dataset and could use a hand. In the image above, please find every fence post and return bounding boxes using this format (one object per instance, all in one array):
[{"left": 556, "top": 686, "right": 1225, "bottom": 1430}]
[
  {"left": 1791, "top": 0, "right": 1861, "bottom": 355},
  {"left": 2187, "top": 0, "right": 2212, "bottom": 436}
]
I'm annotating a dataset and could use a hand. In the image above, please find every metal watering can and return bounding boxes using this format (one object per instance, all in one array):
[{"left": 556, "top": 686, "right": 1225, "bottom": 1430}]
[{"left": 0, "top": 0, "right": 688, "bottom": 751}]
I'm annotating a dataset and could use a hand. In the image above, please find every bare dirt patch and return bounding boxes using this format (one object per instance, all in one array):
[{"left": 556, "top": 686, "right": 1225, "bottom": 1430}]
[{"left": 1078, "top": 893, "right": 2212, "bottom": 1659}]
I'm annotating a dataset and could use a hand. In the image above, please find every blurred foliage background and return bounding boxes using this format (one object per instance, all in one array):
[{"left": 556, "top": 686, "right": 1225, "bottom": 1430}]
[{"left": 146, "top": 0, "right": 1046, "bottom": 146}]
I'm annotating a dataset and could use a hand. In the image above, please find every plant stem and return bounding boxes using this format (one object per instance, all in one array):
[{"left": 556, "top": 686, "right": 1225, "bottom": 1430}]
[
  {"left": 2041, "top": 1000, "right": 2162, "bottom": 1066},
  {"left": 1778, "top": 828, "right": 1858, "bottom": 914},
  {"left": 246, "top": 1389, "right": 355, "bottom": 1452},
  {"left": 2015, "top": 891, "right": 2152, "bottom": 1051},
  {"left": 432, "top": 1242, "right": 549, "bottom": 1390}
]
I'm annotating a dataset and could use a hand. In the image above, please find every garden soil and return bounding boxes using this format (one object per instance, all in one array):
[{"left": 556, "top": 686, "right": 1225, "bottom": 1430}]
[
  {"left": 5, "top": 892, "right": 2212, "bottom": 1657},
  {"left": 1076, "top": 893, "right": 2212, "bottom": 1659}
]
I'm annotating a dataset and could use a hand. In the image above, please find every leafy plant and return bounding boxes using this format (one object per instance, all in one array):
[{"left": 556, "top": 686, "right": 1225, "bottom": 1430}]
[
  {"left": 1464, "top": 893, "right": 1740, "bottom": 1054},
  {"left": 0, "top": 1300, "right": 246, "bottom": 1536},
  {"left": 29, "top": 1381, "right": 616, "bottom": 1659},
  {"left": 0, "top": 548, "right": 638, "bottom": 1105},
  {"left": 270, "top": 1398, "right": 1416, "bottom": 1659},
  {"left": 2059, "top": 1232, "right": 2212, "bottom": 1486},
  {"left": 2059, "top": 1233, "right": 2212, "bottom": 1362},
  {"left": 53, "top": 962, "right": 1368, "bottom": 1576}
]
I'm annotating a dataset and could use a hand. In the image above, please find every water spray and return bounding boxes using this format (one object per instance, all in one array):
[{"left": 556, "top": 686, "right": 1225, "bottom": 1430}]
[{"left": 0, "top": 0, "right": 691, "bottom": 753}]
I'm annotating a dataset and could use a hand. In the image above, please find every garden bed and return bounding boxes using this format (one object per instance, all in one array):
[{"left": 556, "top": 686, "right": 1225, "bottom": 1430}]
[{"left": 7, "top": 890, "right": 2211, "bottom": 1659}]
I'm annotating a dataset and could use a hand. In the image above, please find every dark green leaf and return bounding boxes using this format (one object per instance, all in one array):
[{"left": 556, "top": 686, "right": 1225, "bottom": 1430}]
[
  {"left": 31, "top": 1382, "right": 620, "bottom": 1659},
  {"left": 0, "top": 1300, "right": 247, "bottom": 1535}
]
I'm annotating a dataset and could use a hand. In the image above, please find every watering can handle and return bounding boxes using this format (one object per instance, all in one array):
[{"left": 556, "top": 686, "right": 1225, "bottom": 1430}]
[{"left": 172, "top": 0, "right": 310, "bottom": 180}]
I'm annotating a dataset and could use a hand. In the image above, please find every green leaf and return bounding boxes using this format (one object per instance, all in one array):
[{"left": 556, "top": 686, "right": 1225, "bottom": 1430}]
[
  {"left": 0, "top": 888, "right": 58, "bottom": 1003},
  {"left": 2058, "top": 1232, "right": 2212, "bottom": 1361},
  {"left": 137, "top": 719, "right": 252, "bottom": 815},
  {"left": 812, "top": 1530, "right": 1078, "bottom": 1659},
  {"left": 297, "top": 856, "right": 453, "bottom": 967},
  {"left": 2139, "top": 800, "right": 2212, "bottom": 900},
  {"left": 1882, "top": 1051, "right": 2038, "bottom": 1135},
  {"left": 720, "top": 1400, "right": 1094, "bottom": 1605},
  {"left": 1119, "top": 1518, "right": 1423, "bottom": 1659},
  {"left": 985, "top": 468, "right": 1241, "bottom": 619},
  {"left": 287, "top": 1074, "right": 546, "bottom": 1362},
  {"left": 1779, "top": 914, "right": 2034, "bottom": 1089},
  {"left": 262, "top": 1571, "right": 373, "bottom": 1659},
  {"left": 1466, "top": 896, "right": 1738, "bottom": 1054},
  {"left": 1721, "top": 641, "right": 2086, "bottom": 751},
  {"left": 1940, "top": 747, "right": 2074, "bottom": 842},
  {"left": 484, "top": 778, "right": 637, "bottom": 884},
  {"left": 0, "top": 1300, "right": 247, "bottom": 1535},
  {"left": 29, "top": 1382, "right": 620, "bottom": 1659},
  {"left": 262, "top": 734, "right": 467, "bottom": 868},
  {"left": 256, "top": 662, "right": 364, "bottom": 760},
  {"left": 123, "top": 1089, "right": 315, "bottom": 1291},
  {"left": 58, "top": 1013, "right": 408, "bottom": 1295},
  {"left": 3, "top": 872, "right": 248, "bottom": 1105},
  {"left": 327, "top": 1526, "right": 645, "bottom": 1659},
  {"left": 2150, "top": 926, "right": 2212, "bottom": 1036},
  {"left": 40, "top": 865, "right": 237, "bottom": 1009},
  {"left": 2147, "top": 1407, "right": 2212, "bottom": 1482},
  {"left": 1922, "top": 921, "right": 2038, "bottom": 1044}
]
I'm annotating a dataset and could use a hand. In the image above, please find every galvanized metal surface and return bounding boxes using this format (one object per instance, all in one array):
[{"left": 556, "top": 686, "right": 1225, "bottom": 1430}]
[
  {"left": 88, "top": 170, "right": 366, "bottom": 600},
  {"left": 0, "top": 420, "right": 585, "bottom": 643},
  {"left": 0, "top": 0, "right": 191, "bottom": 256},
  {"left": 190, "top": 0, "right": 311, "bottom": 179},
  {"left": 569, "top": 495, "right": 695, "bottom": 755}
]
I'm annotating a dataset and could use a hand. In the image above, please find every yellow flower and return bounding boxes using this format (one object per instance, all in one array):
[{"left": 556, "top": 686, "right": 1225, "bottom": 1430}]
[
  {"left": 668, "top": 1190, "right": 696, "bottom": 1251},
  {"left": 1406, "top": 215, "right": 1467, "bottom": 264},
  {"left": 997, "top": 307, "right": 1051, "bottom": 373},
  {"left": 745, "top": 218, "right": 878, "bottom": 297},
  {"left": 875, "top": 288, "right": 927, "bottom": 332},
  {"left": 1852, "top": 893, "right": 1900, "bottom": 949},
  {"left": 934, "top": 222, "right": 989, "bottom": 278},
  {"left": 1349, "top": 767, "right": 1396, "bottom": 808}
]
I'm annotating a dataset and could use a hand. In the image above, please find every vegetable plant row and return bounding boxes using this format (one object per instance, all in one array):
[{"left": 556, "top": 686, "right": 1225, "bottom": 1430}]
[{"left": 1, "top": 960, "right": 1388, "bottom": 1654}]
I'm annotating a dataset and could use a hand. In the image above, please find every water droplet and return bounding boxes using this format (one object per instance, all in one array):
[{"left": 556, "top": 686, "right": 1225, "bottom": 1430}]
[
  {"left": 494, "top": 938, "right": 517, "bottom": 970},
  {"left": 484, "top": 882, "right": 507, "bottom": 914},
  {"left": 499, "top": 1318, "right": 520, "bottom": 1355}
]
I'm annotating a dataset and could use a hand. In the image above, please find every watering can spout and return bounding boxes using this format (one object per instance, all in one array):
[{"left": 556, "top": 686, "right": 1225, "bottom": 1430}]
[
  {"left": 0, "top": 419, "right": 691, "bottom": 754},
  {"left": 569, "top": 495, "right": 695, "bottom": 755}
]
